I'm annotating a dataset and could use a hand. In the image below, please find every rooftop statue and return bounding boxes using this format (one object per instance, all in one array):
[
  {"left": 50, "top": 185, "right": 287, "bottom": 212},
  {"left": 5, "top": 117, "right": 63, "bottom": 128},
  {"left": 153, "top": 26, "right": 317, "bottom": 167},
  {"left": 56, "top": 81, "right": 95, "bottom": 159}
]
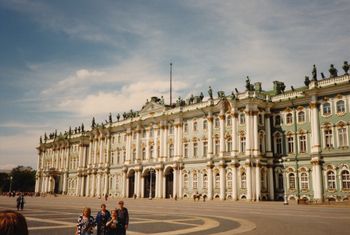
[
  {"left": 231, "top": 91, "right": 236, "bottom": 100},
  {"left": 160, "top": 96, "right": 164, "bottom": 105},
  {"left": 123, "top": 112, "right": 127, "bottom": 120},
  {"left": 116, "top": 113, "right": 120, "bottom": 122},
  {"left": 208, "top": 86, "right": 213, "bottom": 100},
  {"left": 235, "top": 88, "right": 239, "bottom": 94},
  {"left": 74, "top": 127, "right": 77, "bottom": 134},
  {"left": 199, "top": 92, "right": 204, "bottom": 101},
  {"left": 343, "top": 61, "right": 349, "bottom": 75},
  {"left": 91, "top": 117, "right": 96, "bottom": 128},
  {"left": 44, "top": 133, "right": 47, "bottom": 142},
  {"left": 291, "top": 86, "right": 295, "bottom": 91},
  {"left": 245, "top": 76, "right": 255, "bottom": 91},
  {"left": 273, "top": 81, "right": 286, "bottom": 94},
  {"left": 69, "top": 126, "right": 72, "bottom": 135},
  {"left": 40, "top": 136, "right": 42, "bottom": 144},
  {"left": 312, "top": 64, "right": 317, "bottom": 81},
  {"left": 78, "top": 126, "right": 81, "bottom": 133},
  {"left": 304, "top": 76, "right": 310, "bottom": 86},
  {"left": 321, "top": 72, "right": 325, "bottom": 79},
  {"left": 329, "top": 64, "right": 338, "bottom": 77},
  {"left": 81, "top": 123, "right": 84, "bottom": 132},
  {"left": 109, "top": 112, "right": 112, "bottom": 123},
  {"left": 189, "top": 94, "right": 194, "bottom": 104},
  {"left": 217, "top": 91, "right": 225, "bottom": 99}
]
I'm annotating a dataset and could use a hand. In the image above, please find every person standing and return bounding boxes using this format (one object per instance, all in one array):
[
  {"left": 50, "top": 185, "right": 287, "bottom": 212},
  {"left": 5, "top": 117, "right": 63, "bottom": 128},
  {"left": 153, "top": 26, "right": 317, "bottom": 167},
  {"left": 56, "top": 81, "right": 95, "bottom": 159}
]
[
  {"left": 16, "top": 193, "right": 25, "bottom": 211},
  {"left": 116, "top": 201, "right": 129, "bottom": 235},
  {"left": 106, "top": 210, "right": 118, "bottom": 235},
  {"left": 96, "top": 204, "right": 111, "bottom": 235},
  {"left": 76, "top": 207, "right": 95, "bottom": 235},
  {"left": 0, "top": 210, "right": 29, "bottom": 235}
]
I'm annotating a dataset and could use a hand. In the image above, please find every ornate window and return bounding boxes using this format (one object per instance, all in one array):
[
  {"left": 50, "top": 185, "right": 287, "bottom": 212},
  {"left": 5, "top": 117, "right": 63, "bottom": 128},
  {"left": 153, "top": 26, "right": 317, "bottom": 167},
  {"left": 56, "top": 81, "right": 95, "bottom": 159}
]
[
  {"left": 215, "top": 173, "right": 220, "bottom": 189},
  {"left": 214, "top": 118, "right": 220, "bottom": 128},
  {"left": 338, "top": 126, "right": 348, "bottom": 147},
  {"left": 299, "top": 135, "right": 307, "bottom": 153},
  {"left": 227, "top": 172, "right": 232, "bottom": 189},
  {"left": 203, "top": 142, "right": 208, "bottom": 156},
  {"left": 184, "top": 144, "right": 188, "bottom": 158},
  {"left": 142, "top": 148, "right": 146, "bottom": 160},
  {"left": 275, "top": 115, "right": 281, "bottom": 126},
  {"left": 323, "top": 102, "right": 331, "bottom": 115},
  {"left": 193, "top": 143, "right": 198, "bottom": 158},
  {"left": 327, "top": 171, "right": 336, "bottom": 190},
  {"left": 184, "top": 174, "right": 189, "bottom": 189},
  {"left": 275, "top": 133, "right": 282, "bottom": 155},
  {"left": 336, "top": 100, "right": 345, "bottom": 113},
  {"left": 341, "top": 170, "right": 350, "bottom": 190},
  {"left": 193, "top": 173, "right": 198, "bottom": 189},
  {"left": 239, "top": 113, "right": 245, "bottom": 124},
  {"left": 288, "top": 173, "right": 296, "bottom": 189},
  {"left": 169, "top": 144, "right": 174, "bottom": 157},
  {"left": 203, "top": 174, "right": 208, "bottom": 189},
  {"left": 298, "top": 111, "right": 305, "bottom": 123},
  {"left": 241, "top": 172, "right": 246, "bottom": 189},
  {"left": 287, "top": 136, "right": 294, "bottom": 154},
  {"left": 240, "top": 136, "right": 246, "bottom": 153},
  {"left": 150, "top": 146, "right": 154, "bottom": 159},
  {"left": 286, "top": 113, "right": 293, "bottom": 124},
  {"left": 132, "top": 149, "right": 136, "bottom": 161},
  {"left": 226, "top": 116, "right": 232, "bottom": 126},
  {"left": 215, "top": 140, "right": 220, "bottom": 155},
  {"left": 193, "top": 122, "right": 198, "bottom": 132},
  {"left": 300, "top": 172, "right": 309, "bottom": 190},
  {"left": 324, "top": 129, "right": 333, "bottom": 148},
  {"left": 203, "top": 120, "right": 208, "bottom": 130},
  {"left": 226, "top": 139, "right": 232, "bottom": 152}
]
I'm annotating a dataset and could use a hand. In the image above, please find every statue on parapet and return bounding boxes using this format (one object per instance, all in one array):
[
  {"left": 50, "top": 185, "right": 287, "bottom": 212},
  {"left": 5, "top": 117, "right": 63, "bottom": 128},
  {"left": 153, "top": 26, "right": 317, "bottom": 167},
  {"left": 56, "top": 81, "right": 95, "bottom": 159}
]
[
  {"left": 329, "top": 64, "right": 338, "bottom": 77},
  {"left": 109, "top": 112, "right": 112, "bottom": 123},
  {"left": 40, "top": 136, "right": 42, "bottom": 144},
  {"left": 123, "top": 112, "right": 127, "bottom": 120},
  {"left": 160, "top": 96, "right": 165, "bottom": 105},
  {"left": 189, "top": 94, "right": 194, "bottom": 104},
  {"left": 245, "top": 76, "right": 255, "bottom": 91},
  {"left": 81, "top": 123, "right": 84, "bottom": 132},
  {"left": 69, "top": 126, "right": 72, "bottom": 135},
  {"left": 116, "top": 113, "right": 120, "bottom": 122},
  {"left": 304, "top": 76, "right": 310, "bottom": 87},
  {"left": 217, "top": 91, "right": 225, "bottom": 99},
  {"left": 312, "top": 64, "right": 317, "bottom": 81},
  {"left": 44, "top": 133, "right": 47, "bottom": 142},
  {"left": 342, "top": 61, "right": 349, "bottom": 75},
  {"left": 231, "top": 91, "right": 236, "bottom": 100},
  {"left": 199, "top": 92, "right": 204, "bottom": 101},
  {"left": 208, "top": 86, "right": 213, "bottom": 100},
  {"left": 91, "top": 117, "right": 96, "bottom": 128}
]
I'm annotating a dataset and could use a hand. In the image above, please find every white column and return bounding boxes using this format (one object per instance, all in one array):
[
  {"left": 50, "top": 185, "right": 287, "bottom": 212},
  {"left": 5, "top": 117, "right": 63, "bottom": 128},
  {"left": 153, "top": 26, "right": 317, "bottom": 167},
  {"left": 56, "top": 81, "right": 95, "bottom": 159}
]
[
  {"left": 159, "top": 123, "right": 165, "bottom": 160},
  {"left": 253, "top": 113, "right": 259, "bottom": 156},
  {"left": 99, "top": 138, "right": 104, "bottom": 164},
  {"left": 265, "top": 111, "right": 272, "bottom": 156},
  {"left": 97, "top": 174, "right": 101, "bottom": 197},
  {"left": 268, "top": 166, "right": 274, "bottom": 200},
  {"left": 155, "top": 169, "right": 159, "bottom": 198},
  {"left": 86, "top": 174, "right": 90, "bottom": 196},
  {"left": 219, "top": 163, "right": 226, "bottom": 200},
  {"left": 153, "top": 126, "right": 159, "bottom": 160},
  {"left": 207, "top": 113, "right": 213, "bottom": 158},
  {"left": 91, "top": 173, "right": 96, "bottom": 196},
  {"left": 126, "top": 129, "right": 132, "bottom": 164},
  {"left": 232, "top": 163, "right": 238, "bottom": 200},
  {"left": 94, "top": 139, "right": 98, "bottom": 164},
  {"left": 207, "top": 166, "right": 213, "bottom": 200},
  {"left": 122, "top": 171, "right": 127, "bottom": 198},
  {"left": 146, "top": 128, "right": 150, "bottom": 161},
  {"left": 173, "top": 169, "right": 177, "bottom": 197},
  {"left": 106, "top": 136, "right": 111, "bottom": 165},
  {"left": 88, "top": 140, "right": 93, "bottom": 165},
  {"left": 245, "top": 109, "right": 251, "bottom": 156},
  {"left": 231, "top": 111, "right": 238, "bottom": 157},
  {"left": 255, "top": 164, "right": 261, "bottom": 201},
  {"left": 141, "top": 176, "right": 144, "bottom": 198},
  {"left": 219, "top": 111, "right": 225, "bottom": 157},
  {"left": 80, "top": 176, "right": 85, "bottom": 196},
  {"left": 313, "top": 159, "right": 323, "bottom": 202},
  {"left": 246, "top": 162, "right": 252, "bottom": 201},
  {"left": 136, "top": 127, "right": 141, "bottom": 162},
  {"left": 178, "top": 168, "right": 183, "bottom": 198},
  {"left": 136, "top": 170, "right": 141, "bottom": 198},
  {"left": 159, "top": 168, "right": 163, "bottom": 198},
  {"left": 104, "top": 174, "right": 109, "bottom": 196},
  {"left": 310, "top": 96, "right": 321, "bottom": 153},
  {"left": 178, "top": 122, "right": 183, "bottom": 157},
  {"left": 174, "top": 125, "right": 178, "bottom": 157}
]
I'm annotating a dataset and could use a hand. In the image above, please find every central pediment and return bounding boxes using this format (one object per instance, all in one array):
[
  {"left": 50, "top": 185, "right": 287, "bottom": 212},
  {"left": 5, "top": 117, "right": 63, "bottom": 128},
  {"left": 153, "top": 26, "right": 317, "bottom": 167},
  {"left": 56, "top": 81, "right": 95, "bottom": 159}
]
[{"left": 139, "top": 97, "right": 166, "bottom": 116}]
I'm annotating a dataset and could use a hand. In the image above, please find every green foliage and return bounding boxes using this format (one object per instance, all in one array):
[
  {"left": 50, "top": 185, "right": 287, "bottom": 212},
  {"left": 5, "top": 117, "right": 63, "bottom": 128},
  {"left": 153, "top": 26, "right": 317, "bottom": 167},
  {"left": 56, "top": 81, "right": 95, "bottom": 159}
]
[
  {"left": 0, "top": 173, "right": 10, "bottom": 193},
  {"left": 10, "top": 166, "right": 36, "bottom": 192}
]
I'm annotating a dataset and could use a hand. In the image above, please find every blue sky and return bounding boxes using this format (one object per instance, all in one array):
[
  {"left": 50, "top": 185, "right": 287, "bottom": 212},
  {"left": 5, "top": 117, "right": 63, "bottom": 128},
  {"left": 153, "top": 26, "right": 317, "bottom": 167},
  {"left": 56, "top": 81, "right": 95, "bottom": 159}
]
[{"left": 0, "top": 0, "right": 349, "bottom": 169}]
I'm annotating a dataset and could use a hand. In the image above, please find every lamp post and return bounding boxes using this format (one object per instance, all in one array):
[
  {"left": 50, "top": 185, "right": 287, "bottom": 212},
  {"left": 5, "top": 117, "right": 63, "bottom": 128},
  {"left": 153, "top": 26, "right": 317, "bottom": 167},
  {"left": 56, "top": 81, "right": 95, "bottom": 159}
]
[
  {"left": 149, "top": 168, "right": 154, "bottom": 200},
  {"left": 9, "top": 176, "right": 13, "bottom": 193}
]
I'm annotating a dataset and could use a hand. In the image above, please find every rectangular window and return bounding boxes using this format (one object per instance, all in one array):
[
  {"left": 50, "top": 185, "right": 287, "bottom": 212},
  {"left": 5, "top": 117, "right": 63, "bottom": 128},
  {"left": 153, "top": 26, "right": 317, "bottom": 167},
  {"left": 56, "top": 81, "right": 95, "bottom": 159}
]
[
  {"left": 227, "top": 140, "right": 232, "bottom": 152},
  {"left": 239, "top": 114, "right": 245, "bottom": 124},
  {"left": 240, "top": 136, "right": 246, "bottom": 153},
  {"left": 287, "top": 137, "right": 294, "bottom": 154},
  {"left": 215, "top": 140, "right": 220, "bottom": 155},
  {"left": 193, "top": 143, "right": 198, "bottom": 158},
  {"left": 184, "top": 144, "right": 188, "bottom": 158},
  {"left": 325, "top": 129, "right": 333, "bottom": 148},
  {"left": 338, "top": 127, "right": 347, "bottom": 147},
  {"left": 203, "top": 142, "right": 208, "bottom": 156},
  {"left": 299, "top": 135, "right": 307, "bottom": 153}
]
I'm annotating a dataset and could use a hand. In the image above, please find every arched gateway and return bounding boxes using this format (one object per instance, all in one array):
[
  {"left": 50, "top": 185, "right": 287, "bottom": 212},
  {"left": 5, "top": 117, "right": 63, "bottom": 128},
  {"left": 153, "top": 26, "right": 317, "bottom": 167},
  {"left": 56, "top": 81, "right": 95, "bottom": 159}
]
[{"left": 143, "top": 168, "right": 156, "bottom": 198}]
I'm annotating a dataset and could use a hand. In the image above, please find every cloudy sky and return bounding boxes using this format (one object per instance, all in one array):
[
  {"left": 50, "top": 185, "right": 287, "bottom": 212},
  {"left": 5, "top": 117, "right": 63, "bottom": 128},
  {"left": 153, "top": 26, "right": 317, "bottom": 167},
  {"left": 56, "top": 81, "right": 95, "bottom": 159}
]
[{"left": 0, "top": 0, "right": 349, "bottom": 169}]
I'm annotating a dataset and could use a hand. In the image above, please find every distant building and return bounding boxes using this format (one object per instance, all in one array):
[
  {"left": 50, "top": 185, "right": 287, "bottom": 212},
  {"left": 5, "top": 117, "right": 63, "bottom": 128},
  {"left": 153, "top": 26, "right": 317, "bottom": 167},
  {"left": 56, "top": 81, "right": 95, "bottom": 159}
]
[{"left": 35, "top": 66, "right": 350, "bottom": 202}]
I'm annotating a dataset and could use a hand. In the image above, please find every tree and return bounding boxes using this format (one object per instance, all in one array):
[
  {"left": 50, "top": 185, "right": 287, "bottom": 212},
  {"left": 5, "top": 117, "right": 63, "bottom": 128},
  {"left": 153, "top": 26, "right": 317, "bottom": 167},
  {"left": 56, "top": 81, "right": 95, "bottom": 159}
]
[
  {"left": 0, "top": 173, "right": 10, "bottom": 193},
  {"left": 10, "top": 166, "right": 36, "bottom": 192}
]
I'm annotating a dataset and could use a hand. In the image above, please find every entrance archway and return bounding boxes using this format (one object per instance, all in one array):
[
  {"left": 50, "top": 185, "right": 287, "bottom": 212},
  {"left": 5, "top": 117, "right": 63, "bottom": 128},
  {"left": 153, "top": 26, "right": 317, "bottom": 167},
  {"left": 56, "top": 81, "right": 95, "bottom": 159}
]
[
  {"left": 128, "top": 170, "right": 135, "bottom": 198},
  {"left": 165, "top": 168, "right": 174, "bottom": 198},
  {"left": 53, "top": 175, "right": 60, "bottom": 194},
  {"left": 143, "top": 169, "right": 156, "bottom": 198}
]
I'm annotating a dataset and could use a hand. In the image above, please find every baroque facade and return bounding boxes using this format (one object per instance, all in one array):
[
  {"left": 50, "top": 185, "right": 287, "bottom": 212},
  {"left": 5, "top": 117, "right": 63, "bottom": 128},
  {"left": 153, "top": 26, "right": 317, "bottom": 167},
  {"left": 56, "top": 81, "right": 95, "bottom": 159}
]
[{"left": 35, "top": 66, "right": 350, "bottom": 202}]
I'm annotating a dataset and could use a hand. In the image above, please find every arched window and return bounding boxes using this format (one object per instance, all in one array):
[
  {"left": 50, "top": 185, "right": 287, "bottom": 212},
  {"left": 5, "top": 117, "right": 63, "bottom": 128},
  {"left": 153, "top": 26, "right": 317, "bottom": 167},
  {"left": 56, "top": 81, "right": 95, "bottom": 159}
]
[
  {"left": 227, "top": 172, "right": 232, "bottom": 189},
  {"left": 300, "top": 172, "right": 309, "bottom": 190},
  {"left": 288, "top": 173, "right": 296, "bottom": 189},
  {"left": 275, "top": 115, "right": 281, "bottom": 126},
  {"left": 286, "top": 113, "right": 293, "bottom": 124},
  {"left": 240, "top": 136, "right": 246, "bottom": 153},
  {"left": 203, "top": 174, "right": 208, "bottom": 189},
  {"left": 203, "top": 120, "right": 208, "bottom": 130},
  {"left": 150, "top": 146, "right": 154, "bottom": 159},
  {"left": 215, "top": 140, "right": 220, "bottom": 155},
  {"left": 169, "top": 144, "right": 174, "bottom": 157},
  {"left": 226, "top": 139, "right": 232, "bottom": 152},
  {"left": 298, "top": 111, "right": 305, "bottom": 123},
  {"left": 215, "top": 173, "right": 220, "bottom": 189},
  {"left": 341, "top": 170, "right": 350, "bottom": 190},
  {"left": 323, "top": 102, "right": 331, "bottom": 115},
  {"left": 241, "top": 172, "right": 246, "bottom": 189},
  {"left": 193, "top": 173, "right": 198, "bottom": 189},
  {"left": 336, "top": 100, "right": 345, "bottom": 113},
  {"left": 203, "top": 142, "right": 208, "bottom": 156},
  {"left": 184, "top": 174, "right": 189, "bottom": 189},
  {"left": 193, "top": 143, "right": 198, "bottom": 158},
  {"left": 132, "top": 149, "right": 136, "bottom": 161},
  {"left": 287, "top": 136, "right": 294, "bottom": 153},
  {"left": 327, "top": 171, "right": 336, "bottom": 190},
  {"left": 338, "top": 126, "right": 348, "bottom": 147}
]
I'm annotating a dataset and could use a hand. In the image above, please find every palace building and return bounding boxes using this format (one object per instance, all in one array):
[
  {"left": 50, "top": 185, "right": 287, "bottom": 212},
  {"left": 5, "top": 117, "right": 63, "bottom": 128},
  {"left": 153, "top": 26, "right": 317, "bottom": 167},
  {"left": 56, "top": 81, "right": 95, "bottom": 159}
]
[{"left": 35, "top": 63, "right": 350, "bottom": 202}]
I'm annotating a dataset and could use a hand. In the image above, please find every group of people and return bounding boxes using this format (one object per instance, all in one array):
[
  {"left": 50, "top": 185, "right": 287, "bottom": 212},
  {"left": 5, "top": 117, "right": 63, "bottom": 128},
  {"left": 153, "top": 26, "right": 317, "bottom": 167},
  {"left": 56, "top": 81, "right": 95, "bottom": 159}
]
[{"left": 76, "top": 201, "right": 129, "bottom": 235}]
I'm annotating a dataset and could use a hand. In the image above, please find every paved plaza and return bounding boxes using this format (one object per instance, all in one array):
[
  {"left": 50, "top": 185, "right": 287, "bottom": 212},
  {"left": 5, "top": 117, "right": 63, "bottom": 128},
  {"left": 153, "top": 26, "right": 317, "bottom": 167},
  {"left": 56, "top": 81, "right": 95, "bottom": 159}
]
[{"left": 0, "top": 196, "right": 349, "bottom": 235}]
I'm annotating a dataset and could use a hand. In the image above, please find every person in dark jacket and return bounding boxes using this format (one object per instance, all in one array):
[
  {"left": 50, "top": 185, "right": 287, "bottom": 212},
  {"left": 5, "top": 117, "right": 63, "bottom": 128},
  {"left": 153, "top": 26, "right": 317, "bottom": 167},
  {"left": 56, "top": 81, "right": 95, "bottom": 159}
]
[
  {"left": 96, "top": 204, "right": 111, "bottom": 235},
  {"left": 116, "top": 201, "right": 129, "bottom": 235},
  {"left": 16, "top": 193, "right": 25, "bottom": 211}
]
